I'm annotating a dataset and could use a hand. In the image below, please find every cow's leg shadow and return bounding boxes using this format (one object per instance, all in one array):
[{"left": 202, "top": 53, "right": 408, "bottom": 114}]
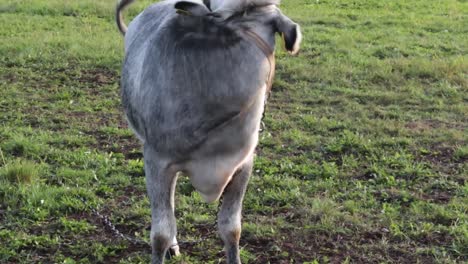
[
  {"left": 218, "top": 154, "right": 254, "bottom": 264},
  {"left": 144, "top": 145, "right": 178, "bottom": 264}
]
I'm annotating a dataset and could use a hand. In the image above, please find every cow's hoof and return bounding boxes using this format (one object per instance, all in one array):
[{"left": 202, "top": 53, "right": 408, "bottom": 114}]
[{"left": 165, "top": 244, "right": 180, "bottom": 259}]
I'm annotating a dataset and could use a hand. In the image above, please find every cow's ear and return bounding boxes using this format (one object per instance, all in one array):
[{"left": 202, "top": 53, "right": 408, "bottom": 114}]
[
  {"left": 175, "top": 1, "right": 210, "bottom": 16},
  {"left": 274, "top": 12, "right": 302, "bottom": 55}
]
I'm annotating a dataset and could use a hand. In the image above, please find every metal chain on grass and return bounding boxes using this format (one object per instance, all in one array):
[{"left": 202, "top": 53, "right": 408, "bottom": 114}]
[
  {"left": 71, "top": 152, "right": 230, "bottom": 249},
  {"left": 76, "top": 195, "right": 216, "bottom": 247},
  {"left": 77, "top": 195, "right": 149, "bottom": 246}
]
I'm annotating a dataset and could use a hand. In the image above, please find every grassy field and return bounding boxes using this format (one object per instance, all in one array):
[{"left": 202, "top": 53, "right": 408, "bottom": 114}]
[{"left": 0, "top": 0, "right": 467, "bottom": 263}]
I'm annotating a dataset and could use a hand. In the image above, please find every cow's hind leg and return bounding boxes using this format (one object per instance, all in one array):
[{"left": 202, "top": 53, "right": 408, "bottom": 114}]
[
  {"left": 218, "top": 154, "right": 253, "bottom": 264},
  {"left": 167, "top": 174, "right": 181, "bottom": 258},
  {"left": 144, "top": 145, "right": 178, "bottom": 264}
]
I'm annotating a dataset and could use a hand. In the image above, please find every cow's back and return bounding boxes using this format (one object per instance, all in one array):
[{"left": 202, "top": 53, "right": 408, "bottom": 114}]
[{"left": 121, "top": 1, "right": 270, "bottom": 159}]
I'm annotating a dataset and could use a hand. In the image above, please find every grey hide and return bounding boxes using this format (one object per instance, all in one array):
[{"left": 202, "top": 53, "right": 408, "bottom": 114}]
[{"left": 117, "top": 0, "right": 301, "bottom": 263}]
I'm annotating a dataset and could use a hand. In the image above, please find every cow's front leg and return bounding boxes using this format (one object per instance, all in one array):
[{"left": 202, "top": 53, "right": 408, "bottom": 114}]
[
  {"left": 144, "top": 145, "right": 178, "bottom": 264},
  {"left": 218, "top": 154, "right": 254, "bottom": 264}
]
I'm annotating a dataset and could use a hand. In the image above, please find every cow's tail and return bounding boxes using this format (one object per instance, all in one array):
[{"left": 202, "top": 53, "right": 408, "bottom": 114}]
[{"left": 116, "top": 0, "right": 135, "bottom": 35}]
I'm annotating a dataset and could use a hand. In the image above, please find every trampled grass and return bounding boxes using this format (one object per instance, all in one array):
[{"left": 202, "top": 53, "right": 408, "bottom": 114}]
[{"left": 0, "top": 0, "right": 467, "bottom": 263}]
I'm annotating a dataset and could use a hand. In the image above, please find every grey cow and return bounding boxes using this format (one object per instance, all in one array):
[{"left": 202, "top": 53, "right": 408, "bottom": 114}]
[{"left": 116, "top": 0, "right": 301, "bottom": 263}]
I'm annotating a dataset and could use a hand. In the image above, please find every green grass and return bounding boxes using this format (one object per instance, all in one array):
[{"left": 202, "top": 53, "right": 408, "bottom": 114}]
[{"left": 1, "top": 0, "right": 467, "bottom": 263}]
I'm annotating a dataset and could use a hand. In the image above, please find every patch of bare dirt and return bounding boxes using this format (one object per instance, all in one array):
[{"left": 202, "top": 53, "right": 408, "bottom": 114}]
[
  {"left": 419, "top": 190, "right": 453, "bottom": 204},
  {"left": 2, "top": 64, "right": 118, "bottom": 89},
  {"left": 79, "top": 68, "right": 116, "bottom": 85},
  {"left": 405, "top": 119, "right": 466, "bottom": 132},
  {"left": 244, "top": 228, "right": 440, "bottom": 264},
  {"left": 405, "top": 120, "right": 441, "bottom": 131},
  {"left": 77, "top": 68, "right": 118, "bottom": 89},
  {"left": 416, "top": 144, "right": 466, "bottom": 180}
]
